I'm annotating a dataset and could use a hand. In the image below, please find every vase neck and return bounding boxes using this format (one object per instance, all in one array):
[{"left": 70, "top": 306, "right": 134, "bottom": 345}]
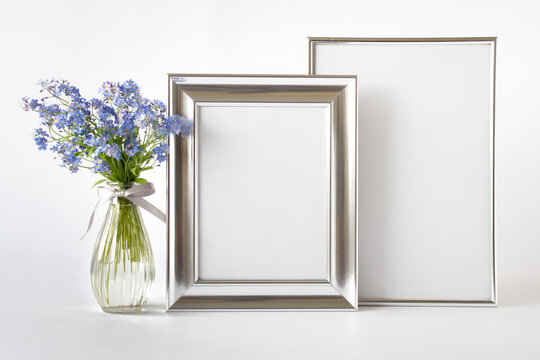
[
  {"left": 107, "top": 181, "right": 135, "bottom": 191},
  {"left": 105, "top": 182, "right": 136, "bottom": 206}
]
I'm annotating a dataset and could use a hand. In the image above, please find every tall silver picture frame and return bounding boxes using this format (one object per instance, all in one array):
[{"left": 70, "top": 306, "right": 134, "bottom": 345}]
[
  {"left": 310, "top": 37, "right": 496, "bottom": 306},
  {"left": 167, "top": 75, "right": 357, "bottom": 310}
]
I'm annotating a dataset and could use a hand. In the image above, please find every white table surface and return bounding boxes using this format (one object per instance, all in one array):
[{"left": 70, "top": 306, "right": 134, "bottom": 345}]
[{"left": 2, "top": 278, "right": 539, "bottom": 360}]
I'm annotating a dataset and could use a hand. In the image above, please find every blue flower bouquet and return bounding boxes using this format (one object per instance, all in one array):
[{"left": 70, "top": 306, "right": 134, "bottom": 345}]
[{"left": 23, "top": 79, "right": 191, "bottom": 312}]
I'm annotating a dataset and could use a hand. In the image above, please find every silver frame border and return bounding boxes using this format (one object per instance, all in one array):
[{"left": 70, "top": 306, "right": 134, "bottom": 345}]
[
  {"left": 167, "top": 74, "right": 358, "bottom": 311},
  {"left": 309, "top": 37, "right": 497, "bottom": 307}
]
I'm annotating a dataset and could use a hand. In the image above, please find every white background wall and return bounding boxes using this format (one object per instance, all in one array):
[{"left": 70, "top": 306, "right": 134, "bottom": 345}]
[{"left": 0, "top": 0, "right": 539, "bottom": 358}]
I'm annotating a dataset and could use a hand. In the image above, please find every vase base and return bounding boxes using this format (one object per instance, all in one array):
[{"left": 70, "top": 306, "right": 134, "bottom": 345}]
[{"left": 101, "top": 305, "right": 143, "bottom": 314}]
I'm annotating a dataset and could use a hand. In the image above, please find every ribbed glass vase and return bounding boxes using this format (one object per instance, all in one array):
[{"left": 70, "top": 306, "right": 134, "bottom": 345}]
[{"left": 90, "top": 182, "right": 155, "bottom": 313}]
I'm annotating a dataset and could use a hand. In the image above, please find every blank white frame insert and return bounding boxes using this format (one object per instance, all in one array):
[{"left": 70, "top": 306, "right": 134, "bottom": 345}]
[{"left": 310, "top": 38, "right": 496, "bottom": 306}]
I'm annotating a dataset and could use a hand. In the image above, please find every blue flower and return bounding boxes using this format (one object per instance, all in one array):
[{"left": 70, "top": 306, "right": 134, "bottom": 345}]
[
  {"left": 36, "top": 104, "right": 61, "bottom": 125},
  {"left": 84, "top": 134, "right": 105, "bottom": 147},
  {"left": 65, "top": 157, "right": 82, "bottom": 173},
  {"left": 29, "top": 99, "right": 40, "bottom": 110},
  {"left": 119, "top": 79, "right": 140, "bottom": 96},
  {"left": 92, "top": 157, "right": 111, "bottom": 175},
  {"left": 33, "top": 128, "right": 49, "bottom": 150},
  {"left": 118, "top": 111, "right": 136, "bottom": 136},
  {"left": 95, "top": 105, "right": 118, "bottom": 129},
  {"left": 180, "top": 118, "right": 193, "bottom": 136},
  {"left": 153, "top": 143, "right": 169, "bottom": 162},
  {"left": 68, "top": 110, "right": 85, "bottom": 128},
  {"left": 52, "top": 112, "right": 69, "bottom": 130},
  {"left": 54, "top": 141, "right": 82, "bottom": 173},
  {"left": 21, "top": 97, "right": 31, "bottom": 111},
  {"left": 99, "top": 81, "right": 119, "bottom": 98},
  {"left": 39, "top": 79, "right": 57, "bottom": 93},
  {"left": 164, "top": 115, "right": 193, "bottom": 136},
  {"left": 58, "top": 83, "right": 70, "bottom": 96},
  {"left": 97, "top": 143, "right": 121, "bottom": 160},
  {"left": 125, "top": 142, "right": 141, "bottom": 157},
  {"left": 134, "top": 105, "right": 155, "bottom": 128},
  {"left": 90, "top": 98, "right": 102, "bottom": 108},
  {"left": 67, "top": 85, "right": 82, "bottom": 100},
  {"left": 152, "top": 99, "right": 167, "bottom": 113},
  {"left": 167, "top": 115, "right": 183, "bottom": 135}
]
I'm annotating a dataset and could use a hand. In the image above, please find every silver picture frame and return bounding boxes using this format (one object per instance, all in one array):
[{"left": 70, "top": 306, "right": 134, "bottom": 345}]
[
  {"left": 309, "top": 37, "right": 497, "bottom": 306},
  {"left": 167, "top": 74, "right": 357, "bottom": 310}
]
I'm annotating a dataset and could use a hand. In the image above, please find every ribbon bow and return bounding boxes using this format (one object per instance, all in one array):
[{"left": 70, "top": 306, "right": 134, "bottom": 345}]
[{"left": 81, "top": 182, "right": 166, "bottom": 240}]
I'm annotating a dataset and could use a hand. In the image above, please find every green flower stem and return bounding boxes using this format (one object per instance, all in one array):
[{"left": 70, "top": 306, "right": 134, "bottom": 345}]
[{"left": 94, "top": 197, "right": 152, "bottom": 305}]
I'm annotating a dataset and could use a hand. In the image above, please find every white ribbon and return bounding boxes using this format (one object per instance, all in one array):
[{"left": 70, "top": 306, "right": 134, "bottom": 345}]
[{"left": 81, "top": 182, "right": 166, "bottom": 240}]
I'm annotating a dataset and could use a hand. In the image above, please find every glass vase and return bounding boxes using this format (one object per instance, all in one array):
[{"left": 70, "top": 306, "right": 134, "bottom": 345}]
[{"left": 90, "top": 182, "right": 155, "bottom": 313}]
